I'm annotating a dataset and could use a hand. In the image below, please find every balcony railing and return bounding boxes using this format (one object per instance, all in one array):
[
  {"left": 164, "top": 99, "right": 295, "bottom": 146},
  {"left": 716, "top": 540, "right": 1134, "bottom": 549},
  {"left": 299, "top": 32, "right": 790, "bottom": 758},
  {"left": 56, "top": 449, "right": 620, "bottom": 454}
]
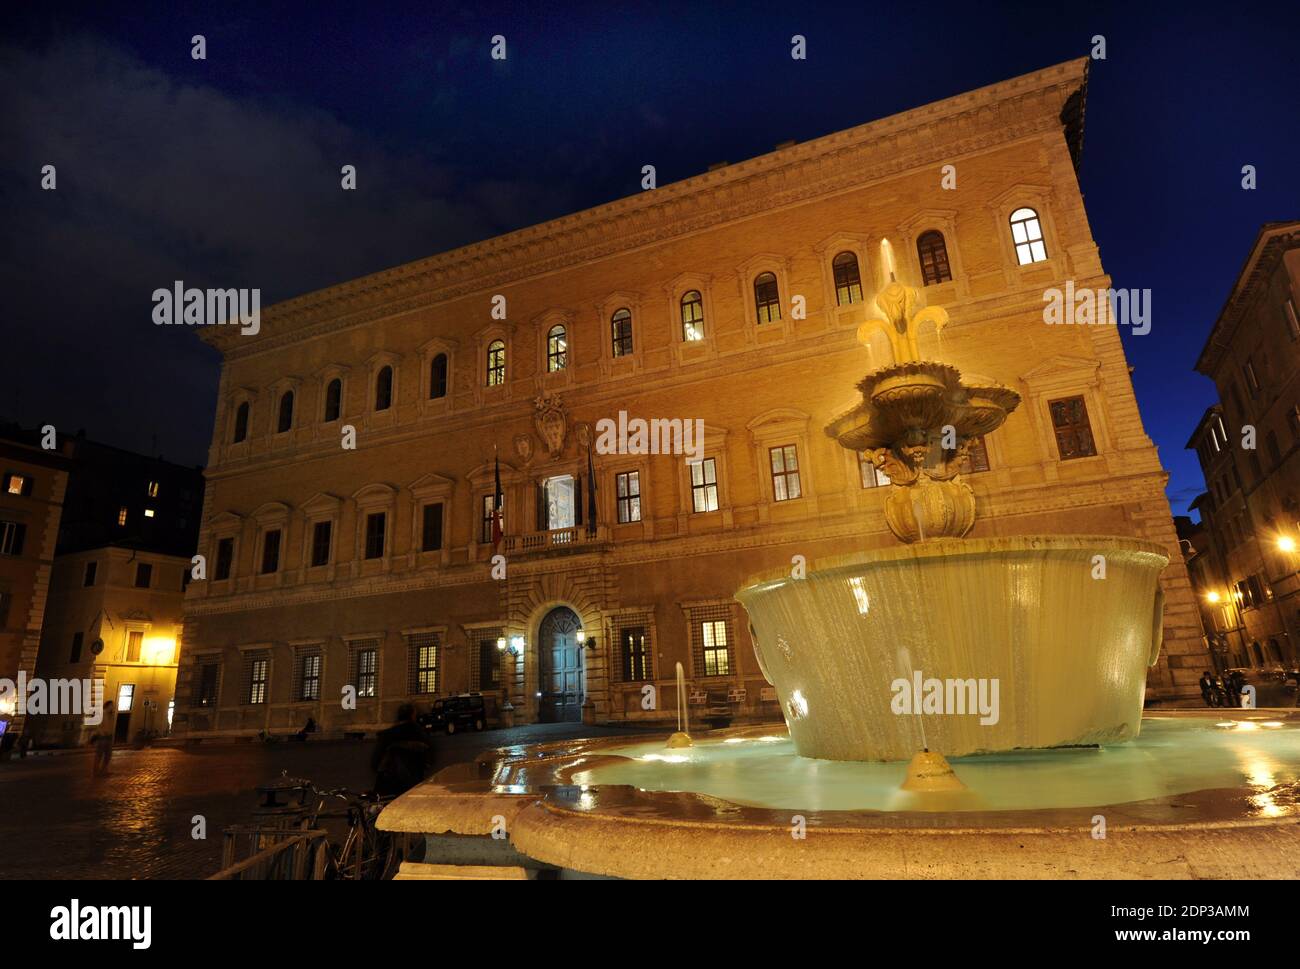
[{"left": 502, "top": 526, "right": 607, "bottom": 555}]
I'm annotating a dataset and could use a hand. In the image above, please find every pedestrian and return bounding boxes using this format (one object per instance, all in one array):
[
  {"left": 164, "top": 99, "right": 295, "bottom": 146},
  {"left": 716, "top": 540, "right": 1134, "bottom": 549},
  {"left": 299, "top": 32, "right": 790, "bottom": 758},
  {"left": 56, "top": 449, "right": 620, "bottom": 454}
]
[
  {"left": 1198, "top": 671, "right": 1215, "bottom": 707},
  {"left": 371, "top": 704, "right": 434, "bottom": 798},
  {"left": 91, "top": 701, "right": 116, "bottom": 777},
  {"left": 1227, "top": 670, "right": 1246, "bottom": 708},
  {"left": 294, "top": 716, "right": 317, "bottom": 742}
]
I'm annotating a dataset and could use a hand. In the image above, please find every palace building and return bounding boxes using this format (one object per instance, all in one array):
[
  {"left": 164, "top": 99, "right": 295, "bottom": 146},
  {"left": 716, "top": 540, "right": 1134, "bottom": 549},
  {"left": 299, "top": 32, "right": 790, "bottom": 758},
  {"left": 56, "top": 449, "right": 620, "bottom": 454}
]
[{"left": 173, "top": 57, "right": 1204, "bottom": 739}]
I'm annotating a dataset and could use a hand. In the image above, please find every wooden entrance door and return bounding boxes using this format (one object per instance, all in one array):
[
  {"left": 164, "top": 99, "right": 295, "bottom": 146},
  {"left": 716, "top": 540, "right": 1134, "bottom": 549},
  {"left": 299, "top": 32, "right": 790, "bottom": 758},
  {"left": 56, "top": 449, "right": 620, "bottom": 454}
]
[{"left": 538, "top": 607, "right": 583, "bottom": 722}]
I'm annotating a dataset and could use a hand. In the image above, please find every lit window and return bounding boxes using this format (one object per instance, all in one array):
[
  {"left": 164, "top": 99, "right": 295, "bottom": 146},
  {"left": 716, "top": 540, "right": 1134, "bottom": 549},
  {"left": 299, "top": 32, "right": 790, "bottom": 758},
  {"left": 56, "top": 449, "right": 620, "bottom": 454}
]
[
  {"left": 117, "top": 683, "right": 135, "bottom": 712},
  {"left": 701, "top": 620, "right": 731, "bottom": 676},
  {"left": 126, "top": 630, "right": 143, "bottom": 662},
  {"left": 4, "top": 474, "right": 31, "bottom": 496},
  {"left": 246, "top": 656, "right": 268, "bottom": 704},
  {"left": 144, "top": 508, "right": 155, "bottom": 518},
  {"left": 832, "top": 252, "right": 863, "bottom": 305},
  {"left": 117, "top": 507, "right": 128, "bottom": 526},
  {"left": 611, "top": 309, "right": 634, "bottom": 357},
  {"left": 486, "top": 340, "right": 506, "bottom": 386},
  {"left": 769, "top": 445, "right": 802, "bottom": 501},
  {"left": 754, "top": 272, "right": 781, "bottom": 324},
  {"left": 917, "top": 230, "right": 953, "bottom": 284},
  {"left": 298, "top": 652, "right": 321, "bottom": 702},
  {"left": 481, "top": 494, "right": 500, "bottom": 543},
  {"left": 691, "top": 458, "right": 719, "bottom": 513},
  {"left": 680, "top": 291, "right": 704, "bottom": 341},
  {"left": 547, "top": 325, "right": 567, "bottom": 372},
  {"left": 353, "top": 646, "right": 378, "bottom": 698},
  {"left": 1009, "top": 208, "right": 1047, "bottom": 265},
  {"left": 616, "top": 471, "right": 641, "bottom": 523},
  {"left": 146, "top": 480, "right": 159, "bottom": 497}
]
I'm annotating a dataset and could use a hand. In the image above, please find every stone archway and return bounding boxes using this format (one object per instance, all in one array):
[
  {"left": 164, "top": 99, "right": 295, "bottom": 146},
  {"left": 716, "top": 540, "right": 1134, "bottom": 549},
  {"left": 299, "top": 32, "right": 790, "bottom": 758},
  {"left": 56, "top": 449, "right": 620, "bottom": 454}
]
[{"left": 537, "top": 606, "right": 583, "bottom": 723}]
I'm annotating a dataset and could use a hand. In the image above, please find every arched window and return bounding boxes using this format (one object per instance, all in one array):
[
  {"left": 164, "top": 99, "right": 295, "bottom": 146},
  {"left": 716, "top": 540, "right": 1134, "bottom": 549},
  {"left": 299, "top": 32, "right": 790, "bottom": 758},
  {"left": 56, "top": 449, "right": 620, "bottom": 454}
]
[
  {"left": 754, "top": 272, "right": 781, "bottom": 324},
  {"left": 486, "top": 340, "right": 506, "bottom": 386},
  {"left": 232, "top": 401, "right": 249, "bottom": 443},
  {"left": 323, "top": 378, "right": 341, "bottom": 422},
  {"left": 429, "top": 353, "right": 448, "bottom": 399},
  {"left": 832, "top": 252, "right": 863, "bottom": 305},
  {"left": 546, "top": 325, "right": 567, "bottom": 372},
  {"left": 276, "top": 390, "right": 294, "bottom": 433},
  {"left": 1009, "top": 207, "right": 1047, "bottom": 265},
  {"left": 374, "top": 366, "right": 393, "bottom": 411},
  {"left": 680, "top": 291, "right": 705, "bottom": 341},
  {"left": 611, "top": 309, "right": 633, "bottom": 357},
  {"left": 917, "top": 231, "right": 952, "bottom": 285}
]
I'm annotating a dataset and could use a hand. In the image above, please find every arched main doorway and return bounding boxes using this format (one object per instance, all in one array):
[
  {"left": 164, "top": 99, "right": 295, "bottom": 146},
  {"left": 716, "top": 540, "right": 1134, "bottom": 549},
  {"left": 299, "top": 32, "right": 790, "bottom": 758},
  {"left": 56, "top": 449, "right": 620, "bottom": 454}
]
[{"left": 538, "top": 606, "right": 584, "bottom": 723}]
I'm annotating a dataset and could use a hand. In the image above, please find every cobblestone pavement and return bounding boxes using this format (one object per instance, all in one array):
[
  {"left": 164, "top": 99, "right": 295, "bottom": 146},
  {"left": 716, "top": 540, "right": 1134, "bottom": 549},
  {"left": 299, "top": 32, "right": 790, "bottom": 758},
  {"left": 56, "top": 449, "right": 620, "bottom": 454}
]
[{"left": 0, "top": 723, "right": 653, "bottom": 880}]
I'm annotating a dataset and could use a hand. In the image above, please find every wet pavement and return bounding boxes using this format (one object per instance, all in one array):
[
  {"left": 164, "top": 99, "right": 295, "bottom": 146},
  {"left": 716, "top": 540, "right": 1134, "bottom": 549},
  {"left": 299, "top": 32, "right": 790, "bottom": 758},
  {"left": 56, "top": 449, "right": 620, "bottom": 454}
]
[{"left": 0, "top": 723, "right": 651, "bottom": 880}]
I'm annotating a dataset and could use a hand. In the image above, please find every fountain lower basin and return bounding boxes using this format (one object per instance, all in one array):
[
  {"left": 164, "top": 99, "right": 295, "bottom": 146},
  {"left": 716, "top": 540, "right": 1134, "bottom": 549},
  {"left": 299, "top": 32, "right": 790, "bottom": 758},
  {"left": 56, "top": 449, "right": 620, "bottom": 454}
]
[{"left": 735, "top": 535, "right": 1169, "bottom": 761}]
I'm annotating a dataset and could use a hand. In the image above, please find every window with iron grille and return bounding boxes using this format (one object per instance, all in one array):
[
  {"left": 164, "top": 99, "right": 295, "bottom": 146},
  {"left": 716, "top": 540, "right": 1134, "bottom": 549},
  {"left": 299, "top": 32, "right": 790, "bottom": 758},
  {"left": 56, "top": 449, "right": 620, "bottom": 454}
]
[
  {"left": 364, "top": 512, "right": 386, "bottom": 559},
  {"left": 215, "top": 537, "right": 234, "bottom": 580},
  {"left": 917, "top": 230, "right": 952, "bottom": 284},
  {"left": 196, "top": 662, "right": 220, "bottom": 707},
  {"left": 310, "top": 520, "right": 332, "bottom": 567},
  {"left": 754, "top": 272, "right": 781, "bottom": 323},
  {"left": 680, "top": 291, "right": 704, "bottom": 341},
  {"left": 769, "top": 444, "right": 801, "bottom": 501},
  {"left": 244, "top": 652, "right": 269, "bottom": 705},
  {"left": 616, "top": 471, "right": 641, "bottom": 523},
  {"left": 470, "top": 628, "right": 503, "bottom": 691},
  {"left": 691, "top": 458, "right": 719, "bottom": 513},
  {"left": 859, "top": 452, "right": 891, "bottom": 489},
  {"left": 261, "top": 529, "right": 281, "bottom": 574},
  {"left": 611, "top": 309, "right": 634, "bottom": 357},
  {"left": 547, "top": 325, "right": 567, "bottom": 372},
  {"left": 689, "top": 607, "right": 734, "bottom": 678},
  {"left": 294, "top": 646, "right": 322, "bottom": 702},
  {"left": 347, "top": 640, "right": 380, "bottom": 698},
  {"left": 617, "top": 621, "right": 653, "bottom": 682},
  {"left": 422, "top": 503, "right": 444, "bottom": 551},
  {"left": 832, "top": 252, "right": 863, "bottom": 305},
  {"left": 407, "top": 632, "right": 439, "bottom": 695},
  {"left": 959, "top": 435, "right": 990, "bottom": 474},
  {"left": 1048, "top": 396, "right": 1097, "bottom": 460}
]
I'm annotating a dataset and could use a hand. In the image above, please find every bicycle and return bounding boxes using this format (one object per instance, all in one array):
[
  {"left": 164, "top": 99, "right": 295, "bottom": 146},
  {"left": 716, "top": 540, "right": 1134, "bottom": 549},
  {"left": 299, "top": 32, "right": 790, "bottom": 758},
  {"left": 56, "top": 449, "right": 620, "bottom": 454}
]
[{"left": 302, "top": 782, "right": 404, "bottom": 880}]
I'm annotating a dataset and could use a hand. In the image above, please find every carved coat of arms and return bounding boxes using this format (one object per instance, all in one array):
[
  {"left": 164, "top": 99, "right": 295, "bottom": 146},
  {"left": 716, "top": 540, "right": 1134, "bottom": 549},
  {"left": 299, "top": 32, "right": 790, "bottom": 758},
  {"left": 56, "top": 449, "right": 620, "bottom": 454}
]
[{"left": 534, "top": 394, "right": 567, "bottom": 458}]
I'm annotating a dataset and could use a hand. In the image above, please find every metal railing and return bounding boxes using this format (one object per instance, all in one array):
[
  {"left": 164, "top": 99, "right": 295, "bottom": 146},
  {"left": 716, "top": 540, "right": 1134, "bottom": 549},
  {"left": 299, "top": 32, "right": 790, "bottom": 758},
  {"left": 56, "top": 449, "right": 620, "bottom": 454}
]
[{"left": 209, "top": 826, "right": 330, "bottom": 881}]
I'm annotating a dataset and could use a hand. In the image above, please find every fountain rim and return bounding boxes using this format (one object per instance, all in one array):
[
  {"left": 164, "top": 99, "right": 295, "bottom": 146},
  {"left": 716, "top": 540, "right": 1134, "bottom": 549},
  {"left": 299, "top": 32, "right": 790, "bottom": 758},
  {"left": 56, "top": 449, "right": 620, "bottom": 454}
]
[{"left": 735, "top": 533, "right": 1170, "bottom": 595}]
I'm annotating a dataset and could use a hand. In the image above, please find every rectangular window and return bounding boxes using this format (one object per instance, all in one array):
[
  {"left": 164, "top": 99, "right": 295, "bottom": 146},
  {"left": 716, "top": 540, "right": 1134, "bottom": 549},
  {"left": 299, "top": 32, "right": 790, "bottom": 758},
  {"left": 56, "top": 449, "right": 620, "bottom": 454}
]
[
  {"left": 1243, "top": 359, "right": 1260, "bottom": 397},
  {"left": 769, "top": 444, "right": 802, "bottom": 501},
  {"left": 364, "top": 512, "right": 386, "bottom": 559},
  {"left": 621, "top": 625, "right": 652, "bottom": 681},
  {"left": 70, "top": 632, "right": 84, "bottom": 664},
  {"left": 0, "top": 591, "right": 9, "bottom": 628},
  {"left": 421, "top": 503, "right": 444, "bottom": 552},
  {"left": 117, "top": 683, "right": 135, "bottom": 713},
  {"left": 859, "top": 453, "right": 891, "bottom": 489},
  {"left": 481, "top": 494, "right": 498, "bottom": 544},
  {"left": 310, "top": 520, "right": 332, "bottom": 567},
  {"left": 1048, "top": 396, "right": 1098, "bottom": 460},
  {"left": 214, "top": 537, "right": 234, "bottom": 581},
  {"left": 117, "top": 507, "right": 128, "bottom": 527},
  {"left": 147, "top": 480, "right": 159, "bottom": 497},
  {"left": 960, "top": 435, "right": 991, "bottom": 474},
  {"left": 134, "top": 562, "right": 152, "bottom": 588},
  {"left": 615, "top": 471, "right": 641, "bottom": 524},
  {"left": 4, "top": 473, "right": 31, "bottom": 496},
  {"left": 83, "top": 561, "right": 97, "bottom": 587},
  {"left": 541, "top": 475, "right": 576, "bottom": 531},
  {"left": 245, "top": 653, "right": 269, "bottom": 704},
  {"left": 348, "top": 640, "right": 380, "bottom": 699},
  {"left": 197, "top": 662, "right": 220, "bottom": 708},
  {"left": 0, "top": 520, "right": 27, "bottom": 556},
  {"left": 701, "top": 619, "right": 731, "bottom": 677},
  {"left": 1286, "top": 298, "right": 1300, "bottom": 341},
  {"left": 126, "top": 630, "right": 143, "bottom": 663},
  {"left": 260, "top": 529, "right": 281, "bottom": 574},
  {"left": 691, "top": 458, "right": 719, "bottom": 514},
  {"left": 475, "top": 638, "right": 501, "bottom": 690},
  {"left": 407, "top": 632, "right": 439, "bottom": 695},
  {"left": 296, "top": 649, "right": 322, "bottom": 702}
]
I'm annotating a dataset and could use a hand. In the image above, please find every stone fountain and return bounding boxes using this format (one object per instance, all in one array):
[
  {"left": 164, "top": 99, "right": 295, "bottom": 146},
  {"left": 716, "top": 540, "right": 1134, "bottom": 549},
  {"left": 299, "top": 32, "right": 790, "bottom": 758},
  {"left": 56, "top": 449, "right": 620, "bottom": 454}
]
[{"left": 735, "top": 277, "right": 1170, "bottom": 762}]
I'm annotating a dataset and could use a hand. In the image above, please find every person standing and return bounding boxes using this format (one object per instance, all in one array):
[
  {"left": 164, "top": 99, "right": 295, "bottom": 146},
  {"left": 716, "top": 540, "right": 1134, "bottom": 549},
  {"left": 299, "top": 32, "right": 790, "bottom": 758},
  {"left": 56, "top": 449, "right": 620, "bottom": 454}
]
[
  {"left": 370, "top": 704, "right": 434, "bottom": 798},
  {"left": 91, "top": 701, "right": 116, "bottom": 777}
]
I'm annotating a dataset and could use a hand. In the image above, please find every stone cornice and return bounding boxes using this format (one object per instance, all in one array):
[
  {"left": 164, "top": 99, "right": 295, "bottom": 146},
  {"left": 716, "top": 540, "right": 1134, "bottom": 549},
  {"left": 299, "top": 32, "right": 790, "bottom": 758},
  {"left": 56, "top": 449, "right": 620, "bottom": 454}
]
[{"left": 202, "top": 59, "right": 1089, "bottom": 362}]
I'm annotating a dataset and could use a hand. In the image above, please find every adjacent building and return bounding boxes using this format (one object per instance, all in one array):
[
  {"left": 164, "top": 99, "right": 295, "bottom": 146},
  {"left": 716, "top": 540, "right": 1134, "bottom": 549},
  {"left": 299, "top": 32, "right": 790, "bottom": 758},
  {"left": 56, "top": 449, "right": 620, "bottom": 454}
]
[
  {"left": 1187, "top": 221, "right": 1300, "bottom": 672},
  {"left": 174, "top": 58, "right": 1204, "bottom": 740}
]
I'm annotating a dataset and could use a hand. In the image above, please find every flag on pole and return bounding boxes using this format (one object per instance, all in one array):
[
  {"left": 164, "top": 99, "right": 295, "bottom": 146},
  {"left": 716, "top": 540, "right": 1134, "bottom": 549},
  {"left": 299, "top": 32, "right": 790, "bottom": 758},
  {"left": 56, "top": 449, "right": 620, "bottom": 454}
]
[
  {"left": 492, "top": 446, "right": 503, "bottom": 550},
  {"left": 586, "top": 440, "right": 598, "bottom": 536}
]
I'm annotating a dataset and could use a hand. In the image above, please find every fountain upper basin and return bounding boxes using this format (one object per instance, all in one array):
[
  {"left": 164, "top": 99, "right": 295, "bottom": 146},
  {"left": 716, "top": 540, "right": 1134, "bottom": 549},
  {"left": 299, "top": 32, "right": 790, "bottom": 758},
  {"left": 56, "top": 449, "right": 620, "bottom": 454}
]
[{"left": 735, "top": 534, "right": 1169, "bottom": 762}]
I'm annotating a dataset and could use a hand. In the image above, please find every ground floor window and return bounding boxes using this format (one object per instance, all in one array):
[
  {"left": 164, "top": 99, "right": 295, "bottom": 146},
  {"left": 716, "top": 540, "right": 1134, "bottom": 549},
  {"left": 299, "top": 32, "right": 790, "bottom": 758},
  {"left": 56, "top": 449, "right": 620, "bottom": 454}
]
[
  {"left": 348, "top": 640, "right": 380, "bottom": 698},
  {"left": 407, "top": 633, "right": 439, "bottom": 695},
  {"left": 295, "top": 648, "right": 322, "bottom": 702},
  {"left": 244, "top": 653, "right": 269, "bottom": 704},
  {"left": 621, "top": 625, "right": 651, "bottom": 681}
]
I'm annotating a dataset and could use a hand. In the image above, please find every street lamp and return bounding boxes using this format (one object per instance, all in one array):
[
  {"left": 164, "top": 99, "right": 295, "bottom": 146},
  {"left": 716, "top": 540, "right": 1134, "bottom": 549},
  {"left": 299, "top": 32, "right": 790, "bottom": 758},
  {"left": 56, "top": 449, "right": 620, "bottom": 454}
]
[
  {"left": 1206, "top": 590, "right": 1221, "bottom": 604},
  {"left": 1278, "top": 535, "right": 1297, "bottom": 554}
]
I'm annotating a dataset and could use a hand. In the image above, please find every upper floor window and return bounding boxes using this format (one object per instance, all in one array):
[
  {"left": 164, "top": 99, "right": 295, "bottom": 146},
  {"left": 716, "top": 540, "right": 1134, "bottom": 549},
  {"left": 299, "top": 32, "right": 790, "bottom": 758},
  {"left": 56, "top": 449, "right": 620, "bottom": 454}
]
[
  {"left": 3, "top": 473, "right": 31, "bottom": 497},
  {"left": 429, "top": 353, "right": 448, "bottom": 398},
  {"left": 323, "top": 378, "right": 342, "bottom": 422},
  {"left": 1009, "top": 207, "right": 1047, "bottom": 265},
  {"left": 616, "top": 471, "right": 641, "bottom": 523},
  {"left": 117, "top": 506, "right": 128, "bottom": 527},
  {"left": 1286, "top": 298, "right": 1300, "bottom": 341},
  {"left": 214, "top": 537, "right": 234, "bottom": 580},
  {"left": 0, "top": 520, "right": 26, "bottom": 556},
  {"left": 83, "top": 561, "right": 97, "bottom": 586},
  {"left": 364, "top": 512, "right": 387, "bottom": 559},
  {"left": 691, "top": 458, "right": 719, "bottom": 513},
  {"left": 769, "top": 445, "right": 802, "bottom": 501},
  {"left": 146, "top": 480, "right": 159, "bottom": 497},
  {"left": 134, "top": 562, "right": 153, "bottom": 588},
  {"left": 276, "top": 391, "right": 294, "bottom": 433},
  {"left": 547, "top": 325, "right": 567, "bottom": 372},
  {"left": 680, "top": 291, "right": 704, "bottom": 342},
  {"left": 421, "top": 502, "right": 444, "bottom": 552},
  {"left": 374, "top": 366, "right": 393, "bottom": 411},
  {"left": 754, "top": 272, "right": 781, "bottom": 324},
  {"left": 611, "top": 309, "right": 633, "bottom": 357},
  {"left": 1242, "top": 358, "right": 1260, "bottom": 397},
  {"left": 960, "top": 435, "right": 990, "bottom": 474},
  {"left": 260, "top": 529, "right": 281, "bottom": 574},
  {"left": 917, "top": 230, "right": 953, "bottom": 284},
  {"left": 232, "top": 401, "right": 250, "bottom": 443},
  {"left": 859, "top": 453, "right": 890, "bottom": 489},
  {"left": 310, "top": 520, "right": 332, "bottom": 567},
  {"left": 832, "top": 252, "right": 863, "bottom": 305},
  {"left": 1048, "top": 396, "right": 1097, "bottom": 460},
  {"left": 486, "top": 340, "right": 506, "bottom": 386}
]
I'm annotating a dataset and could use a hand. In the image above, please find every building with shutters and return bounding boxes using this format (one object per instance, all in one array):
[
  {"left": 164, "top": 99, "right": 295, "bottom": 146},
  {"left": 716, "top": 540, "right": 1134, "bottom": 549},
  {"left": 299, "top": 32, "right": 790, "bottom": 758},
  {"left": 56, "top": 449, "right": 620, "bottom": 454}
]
[{"left": 172, "top": 58, "right": 1205, "bottom": 740}]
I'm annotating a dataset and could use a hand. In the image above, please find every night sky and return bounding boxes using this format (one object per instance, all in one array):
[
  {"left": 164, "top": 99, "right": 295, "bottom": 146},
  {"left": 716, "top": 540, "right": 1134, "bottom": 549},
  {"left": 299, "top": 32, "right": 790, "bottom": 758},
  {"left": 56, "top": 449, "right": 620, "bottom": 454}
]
[{"left": 2, "top": 1, "right": 1297, "bottom": 516}]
